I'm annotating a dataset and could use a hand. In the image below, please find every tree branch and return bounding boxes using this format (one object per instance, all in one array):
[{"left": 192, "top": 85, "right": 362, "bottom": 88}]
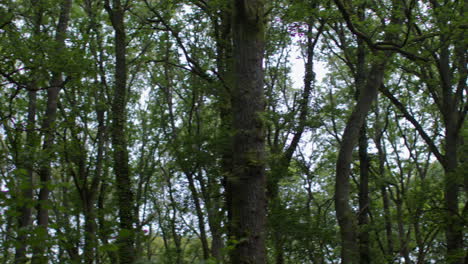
[{"left": 380, "top": 84, "right": 446, "bottom": 168}]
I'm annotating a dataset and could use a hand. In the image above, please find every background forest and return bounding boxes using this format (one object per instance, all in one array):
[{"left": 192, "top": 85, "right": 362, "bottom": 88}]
[{"left": 0, "top": 0, "right": 466, "bottom": 263}]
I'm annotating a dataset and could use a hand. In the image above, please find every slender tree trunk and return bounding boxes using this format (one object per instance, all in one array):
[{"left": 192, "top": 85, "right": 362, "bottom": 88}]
[
  {"left": 83, "top": 92, "right": 105, "bottom": 264},
  {"left": 396, "top": 196, "right": 411, "bottom": 264},
  {"left": 335, "top": 59, "right": 386, "bottom": 264},
  {"left": 83, "top": 203, "right": 98, "bottom": 264},
  {"left": 269, "top": 19, "right": 319, "bottom": 264},
  {"left": 168, "top": 178, "right": 183, "bottom": 264},
  {"left": 373, "top": 106, "right": 394, "bottom": 261},
  {"left": 97, "top": 177, "right": 118, "bottom": 264},
  {"left": 439, "top": 43, "right": 464, "bottom": 264},
  {"left": 31, "top": 0, "right": 72, "bottom": 262},
  {"left": 186, "top": 171, "right": 210, "bottom": 259},
  {"left": 15, "top": 4, "right": 42, "bottom": 262},
  {"left": 15, "top": 89, "right": 37, "bottom": 264},
  {"left": 104, "top": 0, "right": 136, "bottom": 262},
  {"left": 333, "top": 1, "right": 403, "bottom": 261},
  {"left": 229, "top": 0, "right": 267, "bottom": 263},
  {"left": 213, "top": 9, "right": 233, "bottom": 262},
  {"left": 82, "top": 3, "right": 108, "bottom": 261},
  {"left": 358, "top": 123, "right": 370, "bottom": 264}
]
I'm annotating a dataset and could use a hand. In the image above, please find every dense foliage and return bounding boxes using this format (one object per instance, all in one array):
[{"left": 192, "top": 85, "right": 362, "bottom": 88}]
[{"left": 0, "top": 0, "right": 466, "bottom": 263}]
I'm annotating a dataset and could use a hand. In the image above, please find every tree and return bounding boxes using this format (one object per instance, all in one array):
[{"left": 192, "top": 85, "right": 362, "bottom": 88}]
[
  {"left": 229, "top": 0, "right": 267, "bottom": 263},
  {"left": 104, "top": 0, "right": 136, "bottom": 262},
  {"left": 31, "top": 0, "right": 72, "bottom": 262},
  {"left": 0, "top": 1, "right": 464, "bottom": 263},
  {"left": 378, "top": 2, "right": 467, "bottom": 262}
]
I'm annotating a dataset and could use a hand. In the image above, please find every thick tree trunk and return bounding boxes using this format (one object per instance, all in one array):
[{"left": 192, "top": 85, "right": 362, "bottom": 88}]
[
  {"left": 105, "top": 0, "right": 136, "bottom": 262},
  {"left": 444, "top": 109, "right": 463, "bottom": 264},
  {"left": 230, "top": 0, "right": 267, "bottom": 263}
]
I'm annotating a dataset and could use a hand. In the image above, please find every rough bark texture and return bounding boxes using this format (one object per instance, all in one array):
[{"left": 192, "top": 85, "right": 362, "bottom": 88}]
[
  {"left": 105, "top": 0, "right": 136, "bottom": 263},
  {"left": 230, "top": 0, "right": 267, "bottom": 263},
  {"left": 31, "top": 0, "right": 72, "bottom": 262}
]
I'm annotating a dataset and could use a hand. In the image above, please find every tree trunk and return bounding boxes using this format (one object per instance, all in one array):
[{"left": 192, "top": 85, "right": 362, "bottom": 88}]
[
  {"left": 31, "top": 0, "right": 72, "bottom": 262},
  {"left": 374, "top": 117, "right": 394, "bottom": 262},
  {"left": 333, "top": 0, "right": 403, "bottom": 261},
  {"left": 104, "top": 0, "right": 136, "bottom": 262},
  {"left": 186, "top": 171, "right": 210, "bottom": 259},
  {"left": 83, "top": 91, "right": 105, "bottom": 264},
  {"left": 229, "top": 0, "right": 267, "bottom": 263},
  {"left": 335, "top": 59, "right": 386, "bottom": 264},
  {"left": 396, "top": 196, "right": 411, "bottom": 264},
  {"left": 15, "top": 89, "right": 37, "bottom": 264},
  {"left": 443, "top": 104, "right": 463, "bottom": 264},
  {"left": 439, "top": 41, "right": 464, "bottom": 264},
  {"left": 268, "top": 19, "right": 320, "bottom": 264},
  {"left": 15, "top": 4, "right": 42, "bottom": 262},
  {"left": 97, "top": 178, "right": 118, "bottom": 264},
  {"left": 355, "top": 20, "right": 370, "bottom": 263}
]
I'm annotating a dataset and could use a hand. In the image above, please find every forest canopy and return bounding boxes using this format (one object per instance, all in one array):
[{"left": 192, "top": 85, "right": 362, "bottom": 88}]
[{"left": 0, "top": 0, "right": 466, "bottom": 263}]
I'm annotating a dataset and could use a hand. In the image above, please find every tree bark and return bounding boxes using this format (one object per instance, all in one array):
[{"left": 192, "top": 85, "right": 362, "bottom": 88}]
[
  {"left": 439, "top": 38, "right": 465, "bottom": 264},
  {"left": 229, "top": 0, "right": 267, "bottom": 263},
  {"left": 104, "top": 0, "right": 136, "bottom": 262}
]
